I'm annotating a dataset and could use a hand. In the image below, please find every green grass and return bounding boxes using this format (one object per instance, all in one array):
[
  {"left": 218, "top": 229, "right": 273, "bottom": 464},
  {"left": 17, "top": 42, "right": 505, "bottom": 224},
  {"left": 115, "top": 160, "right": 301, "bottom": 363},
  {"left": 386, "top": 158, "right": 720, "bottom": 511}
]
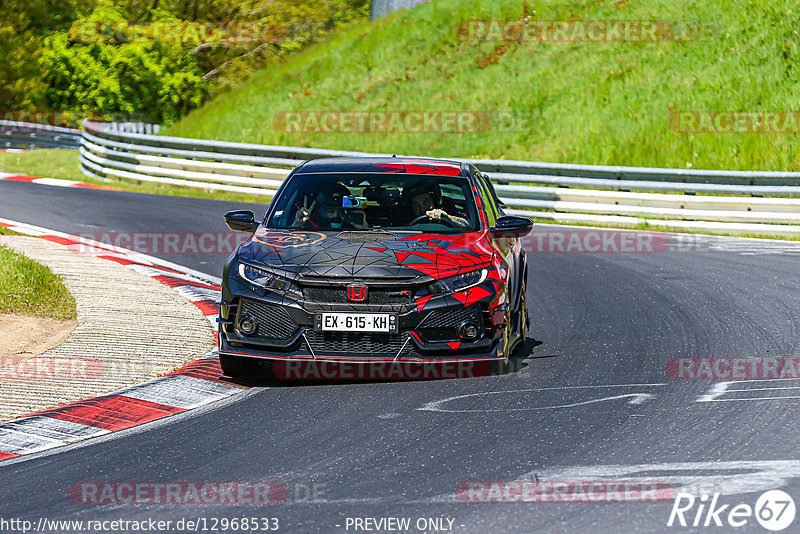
[
  {"left": 0, "top": 149, "right": 271, "bottom": 203},
  {"left": 0, "top": 246, "right": 77, "bottom": 319},
  {"left": 0, "top": 226, "right": 23, "bottom": 236},
  {"left": 164, "top": 0, "right": 800, "bottom": 172},
  {"left": 0, "top": 149, "right": 86, "bottom": 182}
]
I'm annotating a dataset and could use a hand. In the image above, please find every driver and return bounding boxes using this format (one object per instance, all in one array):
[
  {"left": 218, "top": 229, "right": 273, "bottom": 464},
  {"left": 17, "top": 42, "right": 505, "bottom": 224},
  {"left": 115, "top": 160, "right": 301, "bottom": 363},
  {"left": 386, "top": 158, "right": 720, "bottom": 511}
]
[
  {"left": 292, "top": 183, "right": 369, "bottom": 230},
  {"left": 405, "top": 182, "right": 469, "bottom": 229}
]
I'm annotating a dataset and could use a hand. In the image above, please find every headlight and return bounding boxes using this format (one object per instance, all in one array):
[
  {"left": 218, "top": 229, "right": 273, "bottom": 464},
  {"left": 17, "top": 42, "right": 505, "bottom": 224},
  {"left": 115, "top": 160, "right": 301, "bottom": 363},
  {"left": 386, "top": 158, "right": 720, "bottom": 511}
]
[
  {"left": 238, "top": 263, "right": 297, "bottom": 293},
  {"left": 427, "top": 269, "right": 488, "bottom": 295}
]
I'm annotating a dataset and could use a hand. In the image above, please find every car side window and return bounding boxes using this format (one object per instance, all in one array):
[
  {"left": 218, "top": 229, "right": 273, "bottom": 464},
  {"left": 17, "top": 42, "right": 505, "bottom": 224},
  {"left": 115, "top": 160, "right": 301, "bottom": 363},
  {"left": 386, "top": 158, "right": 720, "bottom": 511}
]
[
  {"left": 474, "top": 172, "right": 498, "bottom": 226},
  {"left": 482, "top": 173, "right": 506, "bottom": 214}
]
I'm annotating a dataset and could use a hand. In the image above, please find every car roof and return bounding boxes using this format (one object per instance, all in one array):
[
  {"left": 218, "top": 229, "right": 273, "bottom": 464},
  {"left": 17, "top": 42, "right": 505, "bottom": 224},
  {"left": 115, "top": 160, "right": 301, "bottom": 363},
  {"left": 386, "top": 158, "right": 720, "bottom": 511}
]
[{"left": 294, "top": 157, "right": 467, "bottom": 177}]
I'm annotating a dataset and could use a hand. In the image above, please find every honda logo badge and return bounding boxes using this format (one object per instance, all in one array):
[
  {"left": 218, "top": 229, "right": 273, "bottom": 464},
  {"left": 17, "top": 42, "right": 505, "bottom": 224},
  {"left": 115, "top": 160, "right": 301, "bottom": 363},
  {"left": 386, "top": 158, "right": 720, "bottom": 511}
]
[{"left": 347, "top": 284, "right": 368, "bottom": 302}]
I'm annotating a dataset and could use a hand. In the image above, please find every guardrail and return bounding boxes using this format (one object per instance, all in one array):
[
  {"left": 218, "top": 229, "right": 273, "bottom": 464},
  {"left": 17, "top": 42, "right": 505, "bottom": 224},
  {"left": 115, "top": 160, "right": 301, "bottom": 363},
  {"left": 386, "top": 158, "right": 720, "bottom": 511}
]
[
  {"left": 0, "top": 121, "right": 82, "bottom": 150},
  {"left": 79, "top": 121, "right": 800, "bottom": 237},
  {"left": 370, "top": 0, "right": 431, "bottom": 21}
]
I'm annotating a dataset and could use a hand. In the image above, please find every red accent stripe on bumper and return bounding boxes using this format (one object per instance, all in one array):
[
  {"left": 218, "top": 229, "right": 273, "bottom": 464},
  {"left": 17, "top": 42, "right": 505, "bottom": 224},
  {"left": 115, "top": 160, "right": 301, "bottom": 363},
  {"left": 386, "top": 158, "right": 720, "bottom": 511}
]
[{"left": 219, "top": 349, "right": 502, "bottom": 364}]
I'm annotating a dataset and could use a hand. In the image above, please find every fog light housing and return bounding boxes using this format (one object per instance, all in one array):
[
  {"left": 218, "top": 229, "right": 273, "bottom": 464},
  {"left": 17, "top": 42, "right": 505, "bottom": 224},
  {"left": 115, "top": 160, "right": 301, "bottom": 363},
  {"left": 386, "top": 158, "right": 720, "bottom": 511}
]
[
  {"left": 459, "top": 321, "right": 480, "bottom": 341},
  {"left": 238, "top": 315, "right": 258, "bottom": 336}
]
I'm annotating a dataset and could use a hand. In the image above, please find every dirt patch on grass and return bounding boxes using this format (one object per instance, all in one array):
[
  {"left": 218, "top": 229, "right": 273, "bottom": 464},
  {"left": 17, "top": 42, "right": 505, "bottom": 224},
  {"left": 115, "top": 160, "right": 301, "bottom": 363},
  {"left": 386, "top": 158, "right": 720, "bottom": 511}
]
[{"left": 0, "top": 314, "right": 76, "bottom": 362}]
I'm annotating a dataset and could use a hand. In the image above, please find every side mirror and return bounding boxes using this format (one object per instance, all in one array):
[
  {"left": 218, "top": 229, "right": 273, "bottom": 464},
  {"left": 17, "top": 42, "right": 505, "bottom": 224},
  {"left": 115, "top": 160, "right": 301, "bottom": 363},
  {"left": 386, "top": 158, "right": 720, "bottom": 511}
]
[
  {"left": 490, "top": 216, "right": 533, "bottom": 238},
  {"left": 224, "top": 210, "right": 259, "bottom": 233}
]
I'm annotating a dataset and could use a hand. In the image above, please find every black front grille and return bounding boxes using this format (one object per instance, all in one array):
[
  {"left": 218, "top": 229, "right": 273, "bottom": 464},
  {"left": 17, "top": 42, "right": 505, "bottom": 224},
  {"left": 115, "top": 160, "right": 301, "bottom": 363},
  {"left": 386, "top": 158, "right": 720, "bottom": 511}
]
[
  {"left": 419, "top": 306, "right": 481, "bottom": 328},
  {"left": 238, "top": 299, "right": 298, "bottom": 340},
  {"left": 305, "top": 330, "right": 412, "bottom": 356},
  {"left": 417, "top": 306, "right": 482, "bottom": 342},
  {"left": 303, "top": 286, "right": 413, "bottom": 305}
]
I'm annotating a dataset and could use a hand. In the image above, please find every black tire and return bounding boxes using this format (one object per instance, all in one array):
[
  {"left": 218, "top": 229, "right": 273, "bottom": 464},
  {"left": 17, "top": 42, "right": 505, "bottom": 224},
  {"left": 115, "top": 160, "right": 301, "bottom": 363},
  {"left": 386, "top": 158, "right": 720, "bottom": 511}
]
[
  {"left": 511, "top": 267, "right": 528, "bottom": 353},
  {"left": 501, "top": 267, "right": 529, "bottom": 375},
  {"left": 522, "top": 262, "right": 530, "bottom": 327},
  {"left": 517, "top": 288, "right": 528, "bottom": 345}
]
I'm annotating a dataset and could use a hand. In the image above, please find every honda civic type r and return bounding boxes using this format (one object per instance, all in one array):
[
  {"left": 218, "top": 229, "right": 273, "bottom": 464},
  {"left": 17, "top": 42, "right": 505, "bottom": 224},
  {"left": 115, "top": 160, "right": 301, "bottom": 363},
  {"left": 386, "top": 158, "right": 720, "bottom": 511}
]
[{"left": 216, "top": 157, "right": 533, "bottom": 378}]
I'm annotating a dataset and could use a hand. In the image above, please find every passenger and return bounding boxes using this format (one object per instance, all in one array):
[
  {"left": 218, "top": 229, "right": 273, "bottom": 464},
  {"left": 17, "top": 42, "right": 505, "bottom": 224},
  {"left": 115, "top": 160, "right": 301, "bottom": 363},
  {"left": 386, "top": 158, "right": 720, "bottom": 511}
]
[{"left": 292, "top": 183, "right": 369, "bottom": 230}]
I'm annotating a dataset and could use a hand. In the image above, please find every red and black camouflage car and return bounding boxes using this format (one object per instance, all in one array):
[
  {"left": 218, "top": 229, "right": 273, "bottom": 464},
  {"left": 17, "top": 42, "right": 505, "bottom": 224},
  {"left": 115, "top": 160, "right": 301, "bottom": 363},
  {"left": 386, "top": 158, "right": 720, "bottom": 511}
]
[{"left": 217, "top": 157, "right": 532, "bottom": 378}]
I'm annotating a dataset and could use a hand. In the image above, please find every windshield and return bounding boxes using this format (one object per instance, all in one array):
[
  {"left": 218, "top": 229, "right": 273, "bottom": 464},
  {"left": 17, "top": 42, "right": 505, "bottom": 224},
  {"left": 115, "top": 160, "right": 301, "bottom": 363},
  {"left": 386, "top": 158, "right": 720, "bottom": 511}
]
[{"left": 266, "top": 173, "right": 480, "bottom": 233}]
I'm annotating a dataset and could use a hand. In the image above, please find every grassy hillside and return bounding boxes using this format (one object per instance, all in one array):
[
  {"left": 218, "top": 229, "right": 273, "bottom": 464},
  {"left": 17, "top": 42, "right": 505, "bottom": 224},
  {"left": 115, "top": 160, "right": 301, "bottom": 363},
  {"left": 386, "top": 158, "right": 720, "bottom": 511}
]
[{"left": 165, "top": 0, "right": 800, "bottom": 171}]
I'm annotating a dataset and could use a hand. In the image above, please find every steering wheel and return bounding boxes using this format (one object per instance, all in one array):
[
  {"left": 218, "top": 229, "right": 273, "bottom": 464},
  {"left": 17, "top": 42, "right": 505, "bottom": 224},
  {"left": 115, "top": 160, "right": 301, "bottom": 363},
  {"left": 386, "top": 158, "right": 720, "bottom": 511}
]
[{"left": 408, "top": 214, "right": 458, "bottom": 228}]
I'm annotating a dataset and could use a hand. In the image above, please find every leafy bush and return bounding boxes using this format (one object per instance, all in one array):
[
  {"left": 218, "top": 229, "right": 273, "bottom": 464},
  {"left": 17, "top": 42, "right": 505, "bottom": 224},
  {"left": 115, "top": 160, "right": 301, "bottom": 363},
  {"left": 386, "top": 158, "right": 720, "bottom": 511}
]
[{"left": 0, "top": 0, "right": 369, "bottom": 124}]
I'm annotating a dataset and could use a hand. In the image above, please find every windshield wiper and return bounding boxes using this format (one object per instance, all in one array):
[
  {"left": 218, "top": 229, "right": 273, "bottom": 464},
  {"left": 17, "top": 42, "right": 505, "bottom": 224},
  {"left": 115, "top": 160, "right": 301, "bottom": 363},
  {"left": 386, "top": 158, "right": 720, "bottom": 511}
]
[{"left": 369, "top": 228, "right": 423, "bottom": 234}]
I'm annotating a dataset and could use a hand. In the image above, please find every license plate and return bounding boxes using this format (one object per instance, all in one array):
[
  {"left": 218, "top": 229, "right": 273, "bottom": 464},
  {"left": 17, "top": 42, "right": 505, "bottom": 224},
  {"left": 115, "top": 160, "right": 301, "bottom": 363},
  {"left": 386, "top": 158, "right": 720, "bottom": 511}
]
[{"left": 315, "top": 313, "right": 397, "bottom": 333}]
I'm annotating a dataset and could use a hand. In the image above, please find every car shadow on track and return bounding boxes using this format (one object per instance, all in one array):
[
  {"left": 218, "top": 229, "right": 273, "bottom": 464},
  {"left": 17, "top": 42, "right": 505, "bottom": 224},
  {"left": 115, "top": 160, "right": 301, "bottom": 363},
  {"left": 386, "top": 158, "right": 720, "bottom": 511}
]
[
  {"left": 219, "top": 337, "right": 554, "bottom": 387},
  {"left": 503, "top": 337, "right": 556, "bottom": 375}
]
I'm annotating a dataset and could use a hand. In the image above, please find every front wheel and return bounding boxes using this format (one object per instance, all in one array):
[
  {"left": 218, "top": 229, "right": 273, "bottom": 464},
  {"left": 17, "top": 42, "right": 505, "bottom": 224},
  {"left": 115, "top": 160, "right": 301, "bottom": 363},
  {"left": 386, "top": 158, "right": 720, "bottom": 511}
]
[
  {"left": 517, "top": 295, "right": 529, "bottom": 348},
  {"left": 511, "top": 271, "right": 528, "bottom": 354},
  {"left": 498, "top": 271, "right": 528, "bottom": 375}
]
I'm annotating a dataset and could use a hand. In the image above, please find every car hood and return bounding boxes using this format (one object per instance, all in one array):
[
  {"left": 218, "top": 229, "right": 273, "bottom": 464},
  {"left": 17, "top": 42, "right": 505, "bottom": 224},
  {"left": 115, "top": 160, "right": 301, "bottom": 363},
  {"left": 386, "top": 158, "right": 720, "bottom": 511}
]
[{"left": 237, "top": 228, "right": 494, "bottom": 281}]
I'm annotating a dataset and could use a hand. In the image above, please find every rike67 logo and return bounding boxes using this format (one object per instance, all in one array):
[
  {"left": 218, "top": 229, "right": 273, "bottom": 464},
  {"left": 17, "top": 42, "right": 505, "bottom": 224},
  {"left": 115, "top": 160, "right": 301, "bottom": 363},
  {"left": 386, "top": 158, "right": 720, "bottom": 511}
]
[{"left": 668, "top": 490, "right": 796, "bottom": 531}]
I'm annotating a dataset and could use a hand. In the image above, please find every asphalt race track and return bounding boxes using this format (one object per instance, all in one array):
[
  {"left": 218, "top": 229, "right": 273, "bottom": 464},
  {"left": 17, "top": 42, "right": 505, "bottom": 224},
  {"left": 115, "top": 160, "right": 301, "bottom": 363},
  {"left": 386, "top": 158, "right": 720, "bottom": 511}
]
[{"left": 2, "top": 179, "right": 800, "bottom": 533}]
